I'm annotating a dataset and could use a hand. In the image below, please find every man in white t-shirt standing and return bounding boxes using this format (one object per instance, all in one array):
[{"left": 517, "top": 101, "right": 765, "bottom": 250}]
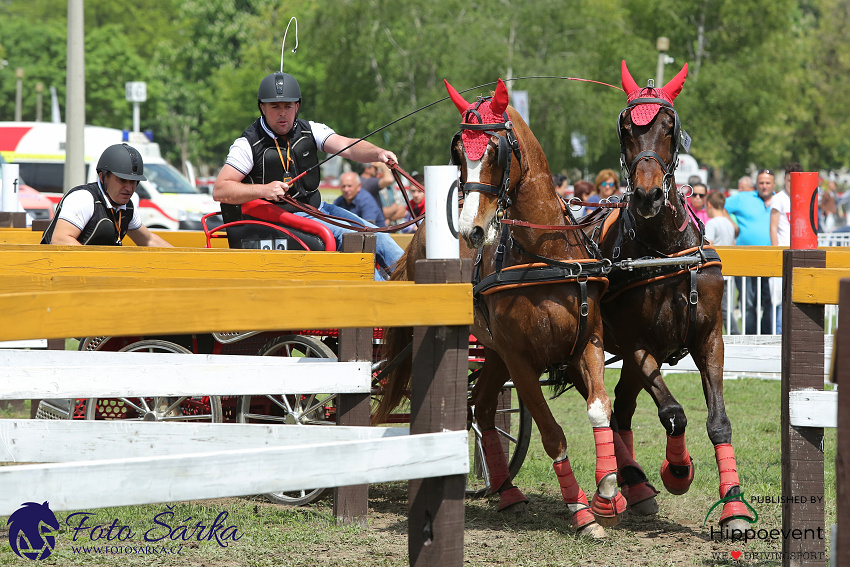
[
  {"left": 41, "top": 143, "right": 172, "bottom": 247},
  {"left": 768, "top": 163, "right": 800, "bottom": 333}
]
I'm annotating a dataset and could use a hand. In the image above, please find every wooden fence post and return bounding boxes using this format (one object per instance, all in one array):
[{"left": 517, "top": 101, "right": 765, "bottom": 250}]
[
  {"left": 0, "top": 212, "right": 27, "bottom": 228},
  {"left": 781, "top": 249, "right": 825, "bottom": 567},
  {"left": 409, "top": 258, "right": 471, "bottom": 567},
  {"left": 836, "top": 279, "right": 850, "bottom": 566},
  {"left": 334, "top": 233, "right": 376, "bottom": 526}
]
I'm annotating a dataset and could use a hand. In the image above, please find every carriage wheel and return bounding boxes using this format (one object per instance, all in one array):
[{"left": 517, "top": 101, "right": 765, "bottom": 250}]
[
  {"left": 238, "top": 334, "right": 337, "bottom": 506},
  {"left": 466, "top": 376, "right": 533, "bottom": 497},
  {"left": 83, "top": 340, "right": 223, "bottom": 423}
]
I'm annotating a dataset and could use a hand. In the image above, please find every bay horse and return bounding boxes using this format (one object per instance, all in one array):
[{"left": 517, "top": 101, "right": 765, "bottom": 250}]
[
  {"left": 374, "top": 79, "right": 626, "bottom": 538},
  {"left": 593, "top": 61, "right": 753, "bottom": 534}
]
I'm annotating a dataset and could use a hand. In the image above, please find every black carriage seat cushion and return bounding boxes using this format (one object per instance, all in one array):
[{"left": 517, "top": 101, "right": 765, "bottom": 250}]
[{"left": 220, "top": 202, "right": 327, "bottom": 251}]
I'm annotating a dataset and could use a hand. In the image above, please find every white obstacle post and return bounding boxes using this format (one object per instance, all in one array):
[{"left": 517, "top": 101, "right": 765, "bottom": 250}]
[
  {"left": 1, "top": 162, "right": 20, "bottom": 213},
  {"left": 424, "top": 165, "right": 460, "bottom": 260}
]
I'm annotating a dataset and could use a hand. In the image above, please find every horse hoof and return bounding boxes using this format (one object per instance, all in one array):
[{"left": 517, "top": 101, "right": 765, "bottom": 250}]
[
  {"left": 659, "top": 459, "right": 695, "bottom": 495},
  {"left": 622, "top": 481, "right": 660, "bottom": 515},
  {"left": 577, "top": 521, "right": 606, "bottom": 539},
  {"left": 720, "top": 517, "right": 751, "bottom": 539},
  {"left": 498, "top": 500, "right": 529, "bottom": 517},
  {"left": 629, "top": 496, "right": 659, "bottom": 516}
]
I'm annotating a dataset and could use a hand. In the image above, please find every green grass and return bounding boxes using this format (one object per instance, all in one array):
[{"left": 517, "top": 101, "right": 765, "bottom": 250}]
[{"left": 0, "top": 372, "right": 836, "bottom": 566}]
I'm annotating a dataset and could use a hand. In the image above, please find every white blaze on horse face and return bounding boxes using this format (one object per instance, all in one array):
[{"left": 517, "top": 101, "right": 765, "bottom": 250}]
[
  {"left": 587, "top": 398, "right": 609, "bottom": 428},
  {"left": 458, "top": 157, "right": 499, "bottom": 245}
]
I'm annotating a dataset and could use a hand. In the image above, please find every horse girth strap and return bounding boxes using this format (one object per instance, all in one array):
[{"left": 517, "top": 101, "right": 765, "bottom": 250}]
[{"left": 473, "top": 262, "right": 609, "bottom": 297}]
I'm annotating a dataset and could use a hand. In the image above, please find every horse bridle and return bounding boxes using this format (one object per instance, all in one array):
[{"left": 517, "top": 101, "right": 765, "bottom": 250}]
[
  {"left": 617, "top": 95, "right": 682, "bottom": 205},
  {"left": 450, "top": 97, "right": 523, "bottom": 214}
]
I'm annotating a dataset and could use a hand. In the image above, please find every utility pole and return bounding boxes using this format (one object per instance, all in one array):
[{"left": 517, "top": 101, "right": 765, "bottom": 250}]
[
  {"left": 65, "top": 0, "right": 86, "bottom": 193},
  {"left": 14, "top": 68, "right": 24, "bottom": 121},
  {"left": 35, "top": 83, "right": 44, "bottom": 122},
  {"left": 656, "top": 37, "right": 674, "bottom": 87}
]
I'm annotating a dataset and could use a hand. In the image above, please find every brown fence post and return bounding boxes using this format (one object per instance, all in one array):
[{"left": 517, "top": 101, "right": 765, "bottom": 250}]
[
  {"left": 0, "top": 212, "right": 27, "bottom": 228},
  {"left": 409, "top": 258, "right": 471, "bottom": 567},
  {"left": 333, "top": 233, "right": 376, "bottom": 526},
  {"left": 836, "top": 280, "right": 850, "bottom": 566},
  {"left": 781, "top": 248, "right": 826, "bottom": 567}
]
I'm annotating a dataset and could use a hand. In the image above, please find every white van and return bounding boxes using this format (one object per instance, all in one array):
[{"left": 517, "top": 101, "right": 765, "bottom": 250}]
[
  {"left": 0, "top": 122, "right": 220, "bottom": 230},
  {"left": 674, "top": 153, "right": 708, "bottom": 187}
]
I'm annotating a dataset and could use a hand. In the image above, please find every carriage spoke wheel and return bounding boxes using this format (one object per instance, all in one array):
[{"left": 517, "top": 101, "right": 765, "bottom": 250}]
[
  {"left": 238, "top": 334, "right": 337, "bottom": 506},
  {"left": 83, "top": 340, "right": 223, "bottom": 423},
  {"left": 466, "top": 381, "right": 532, "bottom": 497}
]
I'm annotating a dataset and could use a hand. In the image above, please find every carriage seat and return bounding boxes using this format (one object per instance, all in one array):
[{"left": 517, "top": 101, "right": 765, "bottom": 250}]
[{"left": 219, "top": 200, "right": 336, "bottom": 252}]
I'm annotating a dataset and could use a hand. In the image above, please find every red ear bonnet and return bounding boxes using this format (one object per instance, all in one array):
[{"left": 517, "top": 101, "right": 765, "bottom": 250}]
[
  {"left": 621, "top": 60, "right": 688, "bottom": 126},
  {"left": 444, "top": 78, "right": 511, "bottom": 161}
]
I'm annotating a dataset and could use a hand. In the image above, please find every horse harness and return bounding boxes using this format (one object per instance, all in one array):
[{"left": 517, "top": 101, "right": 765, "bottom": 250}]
[
  {"left": 603, "top": 93, "right": 720, "bottom": 365},
  {"left": 452, "top": 97, "right": 611, "bottom": 356},
  {"left": 450, "top": 96, "right": 522, "bottom": 217},
  {"left": 617, "top": 93, "right": 686, "bottom": 210}
]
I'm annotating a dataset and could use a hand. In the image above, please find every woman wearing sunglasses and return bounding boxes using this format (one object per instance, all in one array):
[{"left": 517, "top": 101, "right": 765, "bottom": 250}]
[{"left": 592, "top": 169, "right": 620, "bottom": 202}]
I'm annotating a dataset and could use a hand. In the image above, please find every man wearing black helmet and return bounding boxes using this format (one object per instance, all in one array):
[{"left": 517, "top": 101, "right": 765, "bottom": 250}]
[
  {"left": 41, "top": 143, "right": 172, "bottom": 247},
  {"left": 213, "top": 71, "right": 403, "bottom": 278}
]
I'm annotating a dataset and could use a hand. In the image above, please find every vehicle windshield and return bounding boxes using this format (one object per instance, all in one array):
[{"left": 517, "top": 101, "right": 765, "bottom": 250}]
[{"left": 145, "top": 163, "right": 200, "bottom": 194}]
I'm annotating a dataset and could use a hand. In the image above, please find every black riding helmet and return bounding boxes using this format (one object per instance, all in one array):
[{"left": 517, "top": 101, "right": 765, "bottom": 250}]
[
  {"left": 257, "top": 71, "right": 301, "bottom": 110},
  {"left": 96, "top": 143, "right": 146, "bottom": 181}
]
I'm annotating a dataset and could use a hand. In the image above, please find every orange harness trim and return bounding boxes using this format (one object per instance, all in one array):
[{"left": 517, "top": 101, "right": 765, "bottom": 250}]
[
  {"left": 479, "top": 276, "right": 609, "bottom": 297},
  {"left": 599, "top": 207, "right": 621, "bottom": 242}
]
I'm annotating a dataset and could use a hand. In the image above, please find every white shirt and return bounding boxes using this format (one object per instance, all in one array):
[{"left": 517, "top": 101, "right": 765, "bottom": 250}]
[
  {"left": 225, "top": 119, "right": 336, "bottom": 176},
  {"left": 58, "top": 180, "right": 142, "bottom": 232},
  {"left": 770, "top": 190, "right": 791, "bottom": 246}
]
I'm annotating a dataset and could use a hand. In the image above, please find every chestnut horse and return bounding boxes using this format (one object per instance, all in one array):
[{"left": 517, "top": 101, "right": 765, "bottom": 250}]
[
  {"left": 375, "top": 79, "right": 626, "bottom": 538},
  {"left": 593, "top": 61, "right": 753, "bottom": 534}
]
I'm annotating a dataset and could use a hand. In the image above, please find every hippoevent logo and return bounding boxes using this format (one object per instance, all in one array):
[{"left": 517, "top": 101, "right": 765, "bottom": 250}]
[
  {"left": 7, "top": 502, "right": 60, "bottom": 561},
  {"left": 705, "top": 492, "right": 826, "bottom": 543}
]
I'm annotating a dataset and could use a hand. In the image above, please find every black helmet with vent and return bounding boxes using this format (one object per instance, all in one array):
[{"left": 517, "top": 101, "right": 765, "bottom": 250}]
[
  {"left": 96, "top": 143, "right": 146, "bottom": 181},
  {"left": 258, "top": 72, "right": 301, "bottom": 104}
]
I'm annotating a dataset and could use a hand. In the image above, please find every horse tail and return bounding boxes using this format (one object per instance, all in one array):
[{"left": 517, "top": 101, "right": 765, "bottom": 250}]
[
  {"left": 372, "top": 324, "right": 414, "bottom": 425},
  {"left": 547, "top": 364, "right": 575, "bottom": 399},
  {"left": 372, "top": 245, "right": 414, "bottom": 425}
]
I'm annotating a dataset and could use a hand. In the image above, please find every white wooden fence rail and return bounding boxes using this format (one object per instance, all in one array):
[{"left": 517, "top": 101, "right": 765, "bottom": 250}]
[{"left": 0, "top": 350, "right": 469, "bottom": 515}]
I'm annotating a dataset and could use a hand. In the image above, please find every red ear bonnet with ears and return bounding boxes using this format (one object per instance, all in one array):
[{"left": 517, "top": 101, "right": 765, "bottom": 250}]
[
  {"left": 621, "top": 60, "right": 688, "bottom": 126},
  {"left": 444, "top": 78, "right": 511, "bottom": 161}
]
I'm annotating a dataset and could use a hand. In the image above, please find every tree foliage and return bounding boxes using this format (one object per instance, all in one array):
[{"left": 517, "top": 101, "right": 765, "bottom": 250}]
[{"left": 1, "top": 0, "right": 848, "bottom": 185}]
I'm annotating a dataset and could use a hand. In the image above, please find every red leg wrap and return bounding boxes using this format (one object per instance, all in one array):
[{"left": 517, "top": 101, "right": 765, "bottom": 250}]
[
  {"left": 714, "top": 443, "right": 739, "bottom": 499},
  {"left": 619, "top": 429, "right": 635, "bottom": 461},
  {"left": 593, "top": 427, "right": 618, "bottom": 485},
  {"left": 553, "top": 457, "right": 595, "bottom": 530},
  {"left": 481, "top": 429, "right": 510, "bottom": 492},
  {"left": 665, "top": 433, "right": 691, "bottom": 466},
  {"left": 660, "top": 434, "right": 695, "bottom": 495},
  {"left": 613, "top": 430, "right": 639, "bottom": 486},
  {"left": 481, "top": 429, "right": 528, "bottom": 510},
  {"left": 715, "top": 444, "right": 754, "bottom": 523}
]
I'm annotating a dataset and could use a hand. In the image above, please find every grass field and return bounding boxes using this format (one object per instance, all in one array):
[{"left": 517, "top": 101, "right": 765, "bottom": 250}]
[{"left": 0, "top": 371, "right": 837, "bottom": 566}]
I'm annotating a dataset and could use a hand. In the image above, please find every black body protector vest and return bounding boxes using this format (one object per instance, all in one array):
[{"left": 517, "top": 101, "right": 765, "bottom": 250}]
[
  {"left": 41, "top": 182, "right": 132, "bottom": 246},
  {"left": 221, "top": 117, "right": 322, "bottom": 225}
]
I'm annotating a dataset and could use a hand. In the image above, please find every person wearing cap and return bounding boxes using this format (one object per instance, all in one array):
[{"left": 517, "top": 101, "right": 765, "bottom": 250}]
[
  {"left": 213, "top": 71, "right": 403, "bottom": 278},
  {"left": 40, "top": 143, "right": 172, "bottom": 247}
]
